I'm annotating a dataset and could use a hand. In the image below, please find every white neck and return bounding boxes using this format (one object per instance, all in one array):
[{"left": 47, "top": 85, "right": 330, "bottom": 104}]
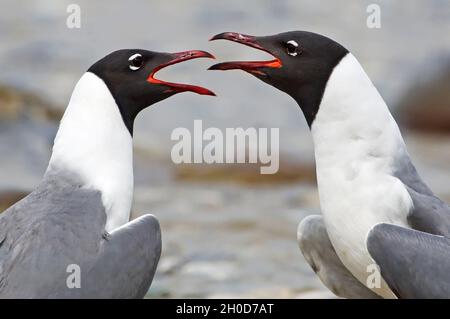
[
  {"left": 311, "top": 53, "right": 406, "bottom": 176},
  {"left": 47, "top": 72, "right": 134, "bottom": 231}
]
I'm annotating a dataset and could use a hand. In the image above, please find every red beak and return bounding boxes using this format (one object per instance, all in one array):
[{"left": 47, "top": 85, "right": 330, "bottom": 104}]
[
  {"left": 147, "top": 50, "right": 216, "bottom": 96},
  {"left": 208, "top": 32, "right": 282, "bottom": 73}
]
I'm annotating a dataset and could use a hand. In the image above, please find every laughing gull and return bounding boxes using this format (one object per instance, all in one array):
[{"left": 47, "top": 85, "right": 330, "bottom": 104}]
[
  {"left": 0, "top": 49, "right": 214, "bottom": 298},
  {"left": 209, "top": 31, "right": 450, "bottom": 298}
]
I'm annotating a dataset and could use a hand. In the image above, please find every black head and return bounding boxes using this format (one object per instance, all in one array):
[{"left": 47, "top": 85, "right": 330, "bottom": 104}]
[
  {"left": 88, "top": 49, "right": 215, "bottom": 134},
  {"left": 209, "top": 31, "right": 349, "bottom": 126}
]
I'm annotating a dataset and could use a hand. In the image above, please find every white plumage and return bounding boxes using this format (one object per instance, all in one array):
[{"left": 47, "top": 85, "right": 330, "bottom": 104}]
[
  {"left": 311, "top": 53, "right": 413, "bottom": 298},
  {"left": 47, "top": 72, "right": 134, "bottom": 231}
]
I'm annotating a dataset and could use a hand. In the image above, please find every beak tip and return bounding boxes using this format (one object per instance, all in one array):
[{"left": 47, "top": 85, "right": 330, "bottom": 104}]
[
  {"left": 200, "top": 52, "right": 215, "bottom": 60},
  {"left": 209, "top": 32, "right": 230, "bottom": 42},
  {"left": 207, "top": 64, "right": 221, "bottom": 71},
  {"left": 202, "top": 90, "right": 216, "bottom": 96},
  {"left": 194, "top": 50, "right": 215, "bottom": 60}
]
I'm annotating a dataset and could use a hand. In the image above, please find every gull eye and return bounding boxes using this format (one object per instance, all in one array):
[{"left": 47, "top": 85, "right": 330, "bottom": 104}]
[
  {"left": 285, "top": 40, "right": 299, "bottom": 56},
  {"left": 128, "top": 53, "right": 144, "bottom": 71}
]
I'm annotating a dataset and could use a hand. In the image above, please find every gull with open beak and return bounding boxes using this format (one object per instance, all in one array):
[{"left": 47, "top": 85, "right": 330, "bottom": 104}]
[
  {"left": 0, "top": 48, "right": 215, "bottom": 298},
  {"left": 210, "top": 31, "right": 450, "bottom": 299}
]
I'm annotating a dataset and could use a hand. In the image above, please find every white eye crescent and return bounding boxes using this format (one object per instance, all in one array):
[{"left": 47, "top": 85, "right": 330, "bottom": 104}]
[
  {"left": 128, "top": 53, "right": 144, "bottom": 71},
  {"left": 286, "top": 40, "right": 299, "bottom": 56}
]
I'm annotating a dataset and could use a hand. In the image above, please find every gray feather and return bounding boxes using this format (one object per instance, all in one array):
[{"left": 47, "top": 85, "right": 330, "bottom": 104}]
[
  {"left": 50, "top": 214, "right": 161, "bottom": 298},
  {"left": 0, "top": 169, "right": 161, "bottom": 298},
  {"left": 367, "top": 223, "right": 450, "bottom": 299},
  {"left": 392, "top": 148, "right": 434, "bottom": 196},
  {"left": 298, "top": 215, "right": 380, "bottom": 299},
  {"left": 405, "top": 187, "right": 450, "bottom": 237},
  {"left": 393, "top": 150, "right": 450, "bottom": 236}
]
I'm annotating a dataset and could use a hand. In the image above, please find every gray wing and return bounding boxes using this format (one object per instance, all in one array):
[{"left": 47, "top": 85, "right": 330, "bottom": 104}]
[
  {"left": 393, "top": 150, "right": 450, "bottom": 236},
  {"left": 51, "top": 214, "right": 162, "bottom": 299},
  {"left": 91, "top": 214, "right": 161, "bottom": 298},
  {"left": 405, "top": 186, "right": 450, "bottom": 237},
  {"left": 368, "top": 151, "right": 450, "bottom": 298},
  {"left": 0, "top": 174, "right": 106, "bottom": 298},
  {"left": 0, "top": 170, "right": 161, "bottom": 298},
  {"left": 367, "top": 223, "right": 450, "bottom": 299},
  {"left": 297, "top": 215, "right": 380, "bottom": 299}
]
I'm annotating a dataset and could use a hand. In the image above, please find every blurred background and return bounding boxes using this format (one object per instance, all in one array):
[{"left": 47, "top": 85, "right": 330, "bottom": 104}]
[{"left": 0, "top": 0, "right": 449, "bottom": 298}]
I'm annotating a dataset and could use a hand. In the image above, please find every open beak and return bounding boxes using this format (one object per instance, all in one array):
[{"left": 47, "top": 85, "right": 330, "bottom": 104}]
[
  {"left": 208, "top": 32, "right": 282, "bottom": 75},
  {"left": 147, "top": 50, "right": 216, "bottom": 96}
]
